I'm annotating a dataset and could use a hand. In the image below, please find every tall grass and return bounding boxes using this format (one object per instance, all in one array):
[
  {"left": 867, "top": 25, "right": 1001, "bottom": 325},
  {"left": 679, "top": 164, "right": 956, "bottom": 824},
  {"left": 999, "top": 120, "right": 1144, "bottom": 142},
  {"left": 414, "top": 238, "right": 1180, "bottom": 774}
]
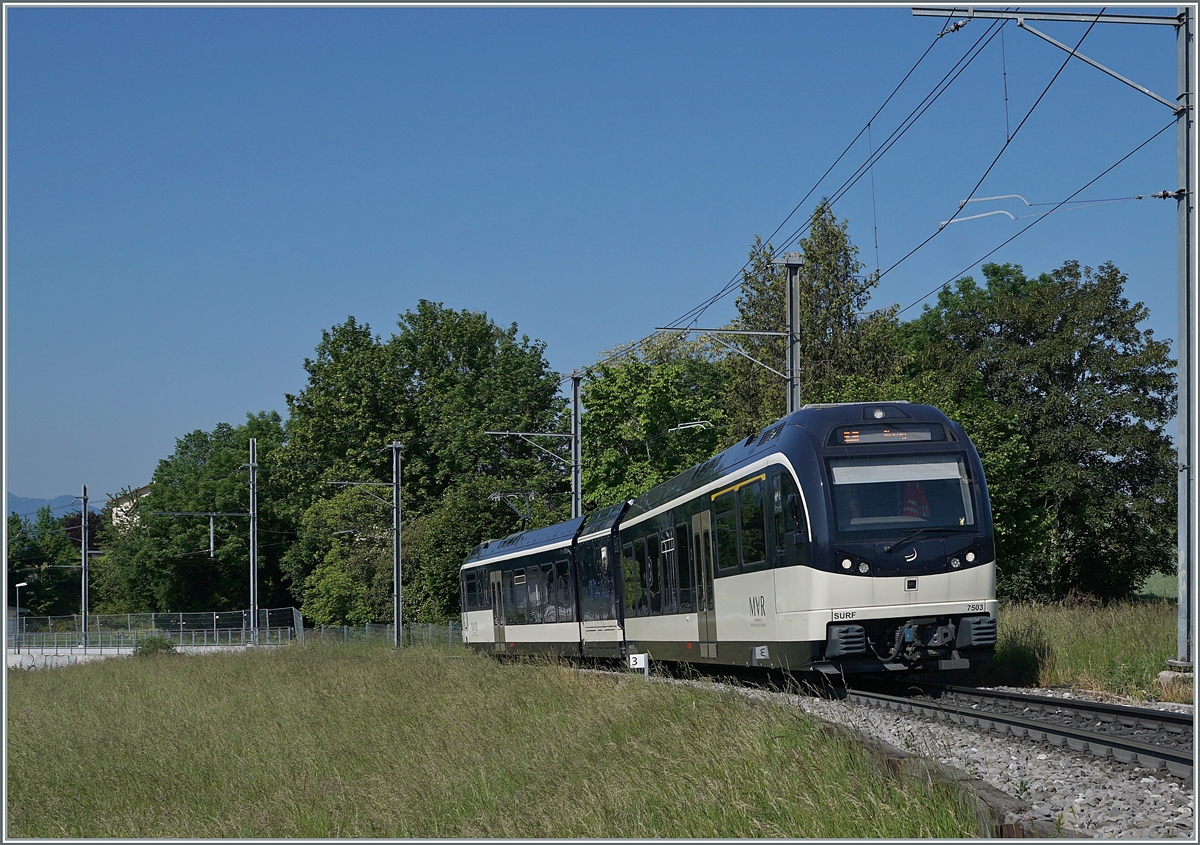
[
  {"left": 7, "top": 645, "right": 989, "bottom": 838},
  {"left": 972, "top": 599, "right": 1189, "bottom": 703}
]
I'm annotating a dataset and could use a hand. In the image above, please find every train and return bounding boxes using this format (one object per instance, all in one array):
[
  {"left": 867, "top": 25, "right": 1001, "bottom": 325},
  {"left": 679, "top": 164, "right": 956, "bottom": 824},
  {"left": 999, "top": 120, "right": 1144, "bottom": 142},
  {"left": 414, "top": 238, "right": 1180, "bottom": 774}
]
[{"left": 459, "top": 401, "right": 998, "bottom": 674}]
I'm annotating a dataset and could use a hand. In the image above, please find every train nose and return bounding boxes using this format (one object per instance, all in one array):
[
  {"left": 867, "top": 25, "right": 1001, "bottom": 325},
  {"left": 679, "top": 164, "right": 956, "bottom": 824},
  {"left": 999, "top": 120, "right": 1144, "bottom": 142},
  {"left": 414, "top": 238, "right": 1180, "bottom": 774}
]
[{"left": 874, "top": 540, "right": 942, "bottom": 570}]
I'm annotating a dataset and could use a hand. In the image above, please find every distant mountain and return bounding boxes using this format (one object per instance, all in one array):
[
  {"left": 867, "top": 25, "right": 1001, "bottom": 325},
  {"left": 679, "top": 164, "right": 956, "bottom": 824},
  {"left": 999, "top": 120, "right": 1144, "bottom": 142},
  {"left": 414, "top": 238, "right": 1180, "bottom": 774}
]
[{"left": 7, "top": 493, "right": 102, "bottom": 519}]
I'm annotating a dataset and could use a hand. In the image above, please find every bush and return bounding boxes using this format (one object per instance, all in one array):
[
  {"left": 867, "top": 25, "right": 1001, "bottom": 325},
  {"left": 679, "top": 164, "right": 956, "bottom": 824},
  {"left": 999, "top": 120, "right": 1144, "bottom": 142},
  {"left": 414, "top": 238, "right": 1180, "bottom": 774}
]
[{"left": 133, "top": 635, "right": 176, "bottom": 656}]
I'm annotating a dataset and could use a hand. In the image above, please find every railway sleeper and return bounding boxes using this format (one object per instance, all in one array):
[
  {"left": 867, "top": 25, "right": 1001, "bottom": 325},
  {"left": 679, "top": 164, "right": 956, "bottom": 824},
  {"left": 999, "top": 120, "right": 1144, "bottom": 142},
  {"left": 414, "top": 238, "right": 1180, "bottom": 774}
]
[
  {"left": 859, "top": 689, "right": 1193, "bottom": 781},
  {"left": 1165, "top": 758, "right": 1192, "bottom": 778}
]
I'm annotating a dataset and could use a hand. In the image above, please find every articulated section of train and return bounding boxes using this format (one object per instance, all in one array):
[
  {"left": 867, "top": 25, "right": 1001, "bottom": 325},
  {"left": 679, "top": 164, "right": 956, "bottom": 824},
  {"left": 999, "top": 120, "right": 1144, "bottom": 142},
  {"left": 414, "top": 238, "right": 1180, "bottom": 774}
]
[{"left": 460, "top": 402, "right": 998, "bottom": 674}]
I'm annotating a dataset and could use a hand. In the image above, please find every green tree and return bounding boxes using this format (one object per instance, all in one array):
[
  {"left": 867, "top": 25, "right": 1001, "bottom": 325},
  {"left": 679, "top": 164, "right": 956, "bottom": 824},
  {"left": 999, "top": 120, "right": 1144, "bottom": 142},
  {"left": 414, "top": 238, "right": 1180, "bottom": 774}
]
[
  {"left": 274, "top": 317, "right": 404, "bottom": 518},
  {"left": 293, "top": 487, "right": 392, "bottom": 627},
  {"left": 723, "top": 204, "right": 901, "bottom": 443},
  {"left": 6, "top": 507, "right": 86, "bottom": 617},
  {"left": 581, "top": 338, "right": 727, "bottom": 508},
  {"left": 901, "top": 261, "right": 1176, "bottom": 600},
  {"left": 391, "top": 300, "right": 567, "bottom": 511},
  {"left": 278, "top": 301, "right": 567, "bottom": 617},
  {"left": 403, "top": 475, "right": 554, "bottom": 623},
  {"left": 93, "top": 412, "right": 293, "bottom": 613}
]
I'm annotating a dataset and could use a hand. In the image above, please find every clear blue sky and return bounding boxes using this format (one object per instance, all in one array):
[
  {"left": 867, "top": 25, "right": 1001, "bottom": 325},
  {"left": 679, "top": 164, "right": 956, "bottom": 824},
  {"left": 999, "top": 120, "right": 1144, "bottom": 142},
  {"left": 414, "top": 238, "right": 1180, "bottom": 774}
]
[{"left": 4, "top": 5, "right": 1182, "bottom": 501}]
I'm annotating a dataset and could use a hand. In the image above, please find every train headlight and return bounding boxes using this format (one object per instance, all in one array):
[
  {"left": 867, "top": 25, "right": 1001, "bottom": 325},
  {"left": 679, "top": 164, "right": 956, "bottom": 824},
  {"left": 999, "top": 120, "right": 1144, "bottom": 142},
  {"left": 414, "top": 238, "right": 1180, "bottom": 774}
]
[
  {"left": 857, "top": 561, "right": 870, "bottom": 574},
  {"left": 965, "top": 551, "right": 976, "bottom": 563},
  {"left": 840, "top": 557, "right": 853, "bottom": 571},
  {"left": 949, "top": 556, "right": 962, "bottom": 569}
]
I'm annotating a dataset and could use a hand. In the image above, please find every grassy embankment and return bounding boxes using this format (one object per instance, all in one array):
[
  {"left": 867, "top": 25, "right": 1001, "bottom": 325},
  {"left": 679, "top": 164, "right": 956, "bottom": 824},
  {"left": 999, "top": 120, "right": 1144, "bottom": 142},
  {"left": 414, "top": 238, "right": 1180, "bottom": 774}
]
[
  {"left": 6, "top": 644, "right": 989, "bottom": 839},
  {"left": 973, "top": 595, "right": 1190, "bottom": 704}
]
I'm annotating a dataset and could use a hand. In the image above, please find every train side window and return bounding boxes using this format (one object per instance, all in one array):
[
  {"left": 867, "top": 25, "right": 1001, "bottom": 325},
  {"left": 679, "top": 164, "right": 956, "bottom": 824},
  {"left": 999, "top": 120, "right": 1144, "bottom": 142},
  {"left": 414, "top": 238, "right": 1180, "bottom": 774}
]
[
  {"left": 513, "top": 569, "right": 529, "bottom": 624},
  {"left": 660, "top": 530, "right": 677, "bottom": 615},
  {"left": 502, "top": 569, "right": 516, "bottom": 625},
  {"left": 714, "top": 492, "right": 739, "bottom": 573},
  {"left": 555, "top": 557, "right": 574, "bottom": 622},
  {"left": 601, "top": 543, "right": 618, "bottom": 621},
  {"left": 675, "top": 523, "right": 693, "bottom": 612},
  {"left": 478, "top": 570, "right": 491, "bottom": 608},
  {"left": 779, "top": 472, "right": 806, "bottom": 543},
  {"left": 524, "top": 566, "right": 542, "bottom": 624},
  {"left": 623, "top": 542, "right": 643, "bottom": 618},
  {"left": 646, "top": 533, "right": 661, "bottom": 615},
  {"left": 578, "top": 544, "right": 596, "bottom": 622},
  {"left": 636, "top": 537, "right": 652, "bottom": 616},
  {"left": 739, "top": 480, "right": 767, "bottom": 570},
  {"left": 464, "top": 573, "right": 477, "bottom": 609},
  {"left": 539, "top": 563, "right": 555, "bottom": 623}
]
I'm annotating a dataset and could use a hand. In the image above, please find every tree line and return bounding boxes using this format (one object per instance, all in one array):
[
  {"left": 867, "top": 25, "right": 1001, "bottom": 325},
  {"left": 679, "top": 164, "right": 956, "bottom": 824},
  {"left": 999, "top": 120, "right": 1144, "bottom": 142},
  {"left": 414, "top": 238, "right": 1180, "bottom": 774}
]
[{"left": 8, "top": 203, "right": 1177, "bottom": 622}]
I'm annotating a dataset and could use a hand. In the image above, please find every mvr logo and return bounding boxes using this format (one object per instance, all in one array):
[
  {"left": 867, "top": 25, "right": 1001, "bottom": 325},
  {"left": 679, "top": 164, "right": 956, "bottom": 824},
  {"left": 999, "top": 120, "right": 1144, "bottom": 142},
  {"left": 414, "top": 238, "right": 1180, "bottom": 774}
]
[{"left": 748, "top": 595, "right": 767, "bottom": 617}]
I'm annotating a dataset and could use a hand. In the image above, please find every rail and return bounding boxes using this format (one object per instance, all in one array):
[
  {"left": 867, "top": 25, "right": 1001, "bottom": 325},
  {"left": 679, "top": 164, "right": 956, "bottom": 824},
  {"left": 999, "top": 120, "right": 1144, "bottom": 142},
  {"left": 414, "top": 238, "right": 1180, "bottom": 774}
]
[{"left": 844, "top": 686, "right": 1193, "bottom": 779}]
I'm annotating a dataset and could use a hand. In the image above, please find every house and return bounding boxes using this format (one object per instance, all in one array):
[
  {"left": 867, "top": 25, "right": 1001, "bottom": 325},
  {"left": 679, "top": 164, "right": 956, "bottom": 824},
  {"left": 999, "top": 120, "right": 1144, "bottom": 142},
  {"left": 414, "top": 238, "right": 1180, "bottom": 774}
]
[{"left": 109, "top": 484, "right": 151, "bottom": 529}]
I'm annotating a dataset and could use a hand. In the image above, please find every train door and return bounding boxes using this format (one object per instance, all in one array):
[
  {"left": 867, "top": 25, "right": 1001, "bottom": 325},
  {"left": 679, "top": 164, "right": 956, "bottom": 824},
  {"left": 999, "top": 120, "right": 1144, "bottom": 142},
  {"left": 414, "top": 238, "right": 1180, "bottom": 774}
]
[
  {"left": 490, "top": 570, "right": 505, "bottom": 651},
  {"left": 691, "top": 511, "right": 717, "bottom": 658},
  {"left": 581, "top": 538, "right": 624, "bottom": 658}
]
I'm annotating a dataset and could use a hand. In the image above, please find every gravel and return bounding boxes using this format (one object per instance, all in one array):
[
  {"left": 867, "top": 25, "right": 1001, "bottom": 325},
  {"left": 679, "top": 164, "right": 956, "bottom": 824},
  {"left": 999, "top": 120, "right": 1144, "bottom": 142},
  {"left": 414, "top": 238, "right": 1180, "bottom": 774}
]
[
  {"left": 614, "top": 667, "right": 1194, "bottom": 837},
  {"left": 784, "top": 687, "right": 1195, "bottom": 839}
]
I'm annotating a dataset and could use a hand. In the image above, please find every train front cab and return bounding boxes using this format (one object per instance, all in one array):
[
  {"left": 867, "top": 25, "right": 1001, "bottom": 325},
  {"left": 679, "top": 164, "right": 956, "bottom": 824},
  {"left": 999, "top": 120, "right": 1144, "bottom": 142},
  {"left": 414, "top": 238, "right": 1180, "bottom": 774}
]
[{"left": 783, "top": 402, "right": 999, "bottom": 674}]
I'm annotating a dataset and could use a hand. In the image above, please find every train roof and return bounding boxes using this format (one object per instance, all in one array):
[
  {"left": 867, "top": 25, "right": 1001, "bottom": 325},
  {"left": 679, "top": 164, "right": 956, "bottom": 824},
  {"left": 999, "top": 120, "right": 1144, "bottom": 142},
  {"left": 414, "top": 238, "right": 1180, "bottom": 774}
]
[
  {"left": 579, "top": 500, "right": 627, "bottom": 538},
  {"left": 463, "top": 516, "right": 585, "bottom": 569},
  {"left": 624, "top": 402, "right": 955, "bottom": 520}
]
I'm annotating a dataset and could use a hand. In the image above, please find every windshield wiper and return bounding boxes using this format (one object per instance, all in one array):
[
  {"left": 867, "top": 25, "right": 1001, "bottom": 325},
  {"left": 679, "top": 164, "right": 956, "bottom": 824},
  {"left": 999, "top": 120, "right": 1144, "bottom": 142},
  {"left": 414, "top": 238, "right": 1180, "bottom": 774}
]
[{"left": 883, "top": 526, "right": 969, "bottom": 554}]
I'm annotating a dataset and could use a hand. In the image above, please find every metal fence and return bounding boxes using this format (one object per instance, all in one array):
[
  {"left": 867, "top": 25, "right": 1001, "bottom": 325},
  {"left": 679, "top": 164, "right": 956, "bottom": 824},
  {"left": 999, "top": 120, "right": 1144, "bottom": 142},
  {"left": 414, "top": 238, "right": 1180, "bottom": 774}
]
[
  {"left": 8, "top": 607, "right": 303, "bottom": 652},
  {"left": 11, "top": 626, "right": 297, "bottom": 653},
  {"left": 308, "top": 621, "right": 463, "bottom": 647},
  {"left": 12, "top": 607, "right": 300, "bottom": 634},
  {"left": 8, "top": 608, "right": 463, "bottom": 653}
]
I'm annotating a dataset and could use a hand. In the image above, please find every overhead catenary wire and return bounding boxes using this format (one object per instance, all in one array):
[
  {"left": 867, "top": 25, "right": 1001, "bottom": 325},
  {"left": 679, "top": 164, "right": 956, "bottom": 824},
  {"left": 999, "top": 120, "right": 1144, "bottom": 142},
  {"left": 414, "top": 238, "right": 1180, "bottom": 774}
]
[
  {"left": 569, "top": 15, "right": 999, "bottom": 380},
  {"left": 1001, "top": 25, "right": 1012, "bottom": 141},
  {"left": 875, "top": 8, "right": 1106, "bottom": 285},
  {"left": 585, "top": 5, "right": 1152, "bottom": 387},
  {"left": 941, "top": 195, "right": 1154, "bottom": 226},
  {"left": 894, "top": 116, "right": 1176, "bottom": 319},
  {"left": 640, "top": 12, "right": 1009, "bottom": 351},
  {"left": 869, "top": 121, "right": 881, "bottom": 271},
  {"left": 773, "top": 16, "right": 1009, "bottom": 252}
]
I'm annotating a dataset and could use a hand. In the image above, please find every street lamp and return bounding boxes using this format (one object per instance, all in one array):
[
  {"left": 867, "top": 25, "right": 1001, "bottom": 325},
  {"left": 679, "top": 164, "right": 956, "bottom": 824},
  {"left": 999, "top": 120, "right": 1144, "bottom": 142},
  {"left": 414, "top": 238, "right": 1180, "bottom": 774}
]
[{"left": 13, "top": 582, "right": 28, "bottom": 648}]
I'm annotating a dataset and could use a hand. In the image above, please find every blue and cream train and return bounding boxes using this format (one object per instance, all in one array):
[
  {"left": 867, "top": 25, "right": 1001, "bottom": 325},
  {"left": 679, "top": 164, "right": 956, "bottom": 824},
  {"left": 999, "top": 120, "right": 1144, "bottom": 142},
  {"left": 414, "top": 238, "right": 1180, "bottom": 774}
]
[{"left": 459, "top": 402, "right": 998, "bottom": 673}]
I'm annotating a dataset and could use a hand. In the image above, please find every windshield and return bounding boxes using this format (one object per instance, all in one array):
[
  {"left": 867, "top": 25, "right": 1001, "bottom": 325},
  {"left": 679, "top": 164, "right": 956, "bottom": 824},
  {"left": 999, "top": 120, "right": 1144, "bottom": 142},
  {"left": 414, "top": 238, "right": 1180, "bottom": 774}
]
[{"left": 828, "top": 454, "right": 975, "bottom": 538}]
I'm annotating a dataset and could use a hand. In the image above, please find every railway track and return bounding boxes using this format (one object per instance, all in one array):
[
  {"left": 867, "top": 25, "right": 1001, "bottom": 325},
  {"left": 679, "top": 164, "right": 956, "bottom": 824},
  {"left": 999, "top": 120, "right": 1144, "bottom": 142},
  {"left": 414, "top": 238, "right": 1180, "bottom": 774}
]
[
  {"left": 592, "top": 661, "right": 1194, "bottom": 780},
  {"left": 843, "top": 682, "right": 1193, "bottom": 779}
]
